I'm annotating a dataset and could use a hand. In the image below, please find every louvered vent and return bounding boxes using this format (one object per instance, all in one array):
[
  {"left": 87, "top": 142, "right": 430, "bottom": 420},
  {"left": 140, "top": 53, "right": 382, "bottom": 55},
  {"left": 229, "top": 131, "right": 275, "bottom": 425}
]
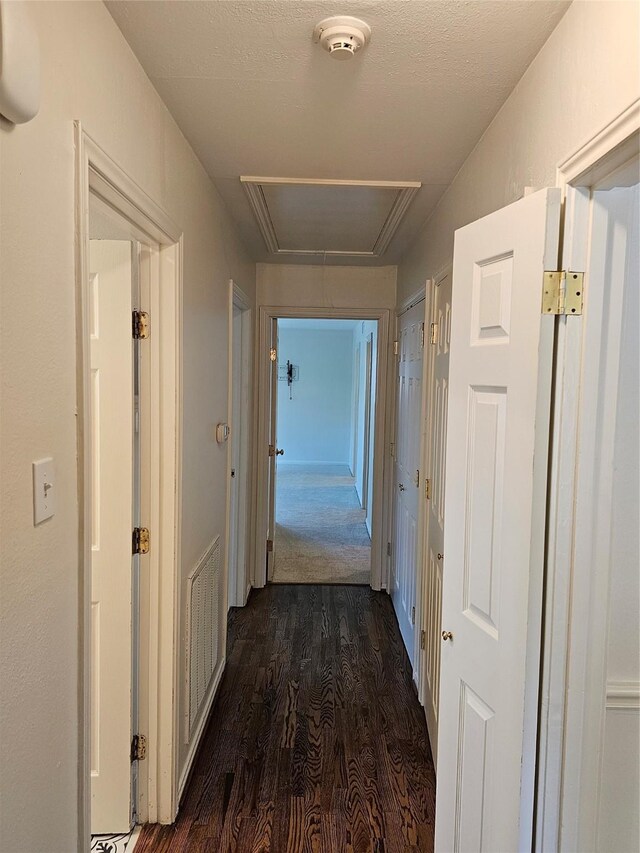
[{"left": 185, "top": 535, "right": 221, "bottom": 739}]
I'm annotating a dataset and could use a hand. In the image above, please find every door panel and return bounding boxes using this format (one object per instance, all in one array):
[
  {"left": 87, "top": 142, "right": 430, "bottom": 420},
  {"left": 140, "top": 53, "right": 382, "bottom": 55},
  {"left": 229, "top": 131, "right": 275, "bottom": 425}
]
[
  {"left": 90, "top": 240, "right": 134, "bottom": 833},
  {"left": 228, "top": 306, "right": 242, "bottom": 605},
  {"left": 423, "top": 268, "right": 452, "bottom": 762},
  {"left": 435, "top": 188, "right": 561, "bottom": 852},
  {"left": 392, "top": 301, "right": 424, "bottom": 668},
  {"left": 266, "top": 318, "right": 278, "bottom": 581}
]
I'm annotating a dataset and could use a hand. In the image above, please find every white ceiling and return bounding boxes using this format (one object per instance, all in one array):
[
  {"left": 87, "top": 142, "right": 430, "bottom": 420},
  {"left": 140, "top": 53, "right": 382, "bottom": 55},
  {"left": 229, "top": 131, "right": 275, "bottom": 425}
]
[{"left": 106, "top": 0, "right": 570, "bottom": 265}]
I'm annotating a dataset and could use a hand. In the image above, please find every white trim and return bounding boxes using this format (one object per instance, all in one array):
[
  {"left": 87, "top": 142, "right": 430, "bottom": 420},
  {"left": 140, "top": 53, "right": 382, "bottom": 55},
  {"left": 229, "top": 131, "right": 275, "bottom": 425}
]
[
  {"left": 397, "top": 282, "right": 427, "bottom": 315},
  {"left": 606, "top": 682, "right": 640, "bottom": 711},
  {"left": 557, "top": 98, "right": 640, "bottom": 187},
  {"left": 76, "top": 124, "right": 182, "bottom": 845},
  {"left": 240, "top": 176, "right": 420, "bottom": 258},
  {"left": 536, "top": 105, "right": 640, "bottom": 852},
  {"left": 251, "top": 306, "right": 392, "bottom": 590},
  {"left": 177, "top": 659, "right": 225, "bottom": 799}
]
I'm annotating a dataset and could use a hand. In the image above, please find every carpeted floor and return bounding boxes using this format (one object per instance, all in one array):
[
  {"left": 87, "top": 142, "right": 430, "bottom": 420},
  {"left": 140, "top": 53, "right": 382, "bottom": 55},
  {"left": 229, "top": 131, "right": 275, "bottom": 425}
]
[{"left": 273, "top": 464, "right": 371, "bottom": 584}]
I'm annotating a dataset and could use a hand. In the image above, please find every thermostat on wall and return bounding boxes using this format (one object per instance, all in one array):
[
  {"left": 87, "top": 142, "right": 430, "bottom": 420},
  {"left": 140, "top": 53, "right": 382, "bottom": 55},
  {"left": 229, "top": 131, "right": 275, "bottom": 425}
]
[
  {"left": 216, "top": 423, "right": 230, "bottom": 444},
  {"left": 0, "top": 0, "right": 40, "bottom": 124}
]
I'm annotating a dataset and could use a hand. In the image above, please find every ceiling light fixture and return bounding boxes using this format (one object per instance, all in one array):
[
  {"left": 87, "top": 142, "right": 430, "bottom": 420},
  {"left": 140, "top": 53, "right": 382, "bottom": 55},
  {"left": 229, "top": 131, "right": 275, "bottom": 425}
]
[{"left": 313, "top": 16, "right": 371, "bottom": 61}]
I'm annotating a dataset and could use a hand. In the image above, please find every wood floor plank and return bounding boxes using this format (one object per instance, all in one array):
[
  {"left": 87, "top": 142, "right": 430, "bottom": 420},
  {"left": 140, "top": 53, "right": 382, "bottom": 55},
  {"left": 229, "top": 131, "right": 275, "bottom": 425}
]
[{"left": 136, "top": 585, "right": 436, "bottom": 851}]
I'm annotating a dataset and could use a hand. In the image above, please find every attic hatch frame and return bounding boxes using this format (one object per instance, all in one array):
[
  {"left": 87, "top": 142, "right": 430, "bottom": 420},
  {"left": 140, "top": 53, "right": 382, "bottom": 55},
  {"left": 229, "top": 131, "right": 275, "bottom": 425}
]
[
  {"left": 75, "top": 123, "right": 183, "bottom": 846},
  {"left": 240, "top": 176, "right": 420, "bottom": 258}
]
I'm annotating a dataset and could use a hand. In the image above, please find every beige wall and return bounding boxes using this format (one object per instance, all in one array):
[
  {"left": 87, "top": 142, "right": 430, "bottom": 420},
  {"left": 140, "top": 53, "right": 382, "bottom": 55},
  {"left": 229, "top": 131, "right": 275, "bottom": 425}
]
[
  {"left": 0, "top": 2, "right": 254, "bottom": 850},
  {"left": 258, "top": 263, "right": 397, "bottom": 310},
  {"left": 397, "top": 0, "right": 640, "bottom": 301}
]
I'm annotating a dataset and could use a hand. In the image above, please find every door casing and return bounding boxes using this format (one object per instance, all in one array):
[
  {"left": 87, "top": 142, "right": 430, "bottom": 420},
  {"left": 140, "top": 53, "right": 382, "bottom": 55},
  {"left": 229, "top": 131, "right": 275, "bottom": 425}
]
[
  {"left": 76, "top": 125, "right": 183, "bottom": 847},
  {"left": 536, "top": 100, "right": 640, "bottom": 852}
]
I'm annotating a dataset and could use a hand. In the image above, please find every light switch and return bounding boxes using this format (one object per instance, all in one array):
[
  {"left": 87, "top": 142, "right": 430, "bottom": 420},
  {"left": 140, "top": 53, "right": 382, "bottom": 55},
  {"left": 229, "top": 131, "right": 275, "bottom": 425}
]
[{"left": 33, "top": 457, "right": 55, "bottom": 525}]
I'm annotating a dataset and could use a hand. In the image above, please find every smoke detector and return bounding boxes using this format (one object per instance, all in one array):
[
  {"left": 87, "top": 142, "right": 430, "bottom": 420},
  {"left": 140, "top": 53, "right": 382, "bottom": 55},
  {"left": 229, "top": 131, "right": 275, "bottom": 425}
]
[{"left": 313, "top": 16, "right": 371, "bottom": 61}]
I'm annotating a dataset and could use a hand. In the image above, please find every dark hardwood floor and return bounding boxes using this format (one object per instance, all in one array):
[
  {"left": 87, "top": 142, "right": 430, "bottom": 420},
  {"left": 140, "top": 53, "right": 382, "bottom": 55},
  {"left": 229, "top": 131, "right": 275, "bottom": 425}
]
[{"left": 137, "top": 584, "right": 436, "bottom": 852}]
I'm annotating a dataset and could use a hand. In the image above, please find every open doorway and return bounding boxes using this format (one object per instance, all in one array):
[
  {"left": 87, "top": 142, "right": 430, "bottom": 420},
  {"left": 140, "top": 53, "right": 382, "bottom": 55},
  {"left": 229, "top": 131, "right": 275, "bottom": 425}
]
[
  {"left": 77, "top": 129, "right": 182, "bottom": 849},
  {"left": 271, "top": 318, "right": 377, "bottom": 585}
]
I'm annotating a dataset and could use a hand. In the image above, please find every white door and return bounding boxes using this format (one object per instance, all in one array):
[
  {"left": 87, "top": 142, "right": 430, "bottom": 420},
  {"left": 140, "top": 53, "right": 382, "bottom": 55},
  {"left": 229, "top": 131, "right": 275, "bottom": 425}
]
[
  {"left": 422, "top": 268, "right": 452, "bottom": 763},
  {"left": 392, "top": 301, "right": 424, "bottom": 668},
  {"left": 228, "top": 305, "right": 242, "bottom": 606},
  {"left": 435, "top": 188, "right": 561, "bottom": 852},
  {"left": 267, "top": 318, "right": 279, "bottom": 580},
  {"left": 90, "top": 240, "right": 134, "bottom": 833}
]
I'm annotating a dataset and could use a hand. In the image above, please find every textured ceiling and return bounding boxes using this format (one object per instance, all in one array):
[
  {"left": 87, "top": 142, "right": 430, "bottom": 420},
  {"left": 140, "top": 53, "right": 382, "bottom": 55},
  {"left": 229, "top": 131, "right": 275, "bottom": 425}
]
[{"left": 106, "top": 0, "right": 570, "bottom": 265}]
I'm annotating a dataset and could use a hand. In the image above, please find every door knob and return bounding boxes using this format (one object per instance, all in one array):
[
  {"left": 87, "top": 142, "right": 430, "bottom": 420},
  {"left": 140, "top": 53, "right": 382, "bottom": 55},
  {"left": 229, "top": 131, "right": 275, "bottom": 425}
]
[
  {"left": 276, "top": 448, "right": 284, "bottom": 456},
  {"left": 398, "top": 483, "right": 405, "bottom": 491},
  {"left": 442, "top": 631, "right": 453, "bottom": 641}
]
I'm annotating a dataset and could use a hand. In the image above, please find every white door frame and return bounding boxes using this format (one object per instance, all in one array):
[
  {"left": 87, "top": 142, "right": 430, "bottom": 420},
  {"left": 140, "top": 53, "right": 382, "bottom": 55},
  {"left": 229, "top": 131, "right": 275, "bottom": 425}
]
[
  {"left": 75, "top": 125, "right": 183, "bottom": 846},
  {"left": 226, "top": 281, "right": 252, "bottom": 608},
  {"left": 252, "top": 306, "right": 392, "bottom": 590},
  {"left": 535, "top": 99, "right": 640, "bottom": 851}
]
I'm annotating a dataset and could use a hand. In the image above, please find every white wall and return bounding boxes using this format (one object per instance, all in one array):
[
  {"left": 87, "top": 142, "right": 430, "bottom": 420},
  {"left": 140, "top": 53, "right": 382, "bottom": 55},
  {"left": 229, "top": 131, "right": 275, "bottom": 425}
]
[
  {"left": 258, "top": 263, "right": 397, "bottom": 310},
  {"left": 276, "top": 326, "right": 353, "bottom": 465},
  {"left": 0, "top": 2, "right": 254, "bottom": 850},
  {"left": 397, "top": 0, "right": 640, "bottom": 302}
]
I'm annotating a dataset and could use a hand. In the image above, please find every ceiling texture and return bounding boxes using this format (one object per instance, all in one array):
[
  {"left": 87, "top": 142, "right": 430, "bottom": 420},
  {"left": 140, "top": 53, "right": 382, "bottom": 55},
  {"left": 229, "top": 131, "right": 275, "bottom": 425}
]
[{"left": 106, "top": 0, "right": 570, "bottom": 265}]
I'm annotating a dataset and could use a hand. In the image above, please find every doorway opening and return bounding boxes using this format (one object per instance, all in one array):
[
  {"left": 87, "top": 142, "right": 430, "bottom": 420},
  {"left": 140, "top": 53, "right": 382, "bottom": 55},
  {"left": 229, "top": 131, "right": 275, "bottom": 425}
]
[
  {"left": 77, "top": 127, "right": 182, "bottom": 850},
  {"left": 270, "top": 318, "right": 378, "bottom": 585},
  {"left": 254, "top": 306, "right": 392, "bottom": 591},
  {"left": 87, "top": 202, "right": 143, "bottom": 841}
]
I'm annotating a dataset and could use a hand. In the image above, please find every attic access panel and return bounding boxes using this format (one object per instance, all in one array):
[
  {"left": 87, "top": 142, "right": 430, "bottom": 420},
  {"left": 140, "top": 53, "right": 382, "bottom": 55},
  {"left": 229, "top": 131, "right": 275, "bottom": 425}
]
[{"left": 241, "top": 177, "right": 420, "bottom": 258}]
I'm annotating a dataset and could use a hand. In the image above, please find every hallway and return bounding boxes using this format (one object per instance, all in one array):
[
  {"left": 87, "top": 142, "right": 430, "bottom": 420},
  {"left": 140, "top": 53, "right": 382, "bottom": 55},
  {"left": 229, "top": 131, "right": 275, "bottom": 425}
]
[
  {"left": 136, "top": 585, "right": 436, "bottom": 852},
  {"left": 274, "top": 465, "right": 371, "bottom": 585}
]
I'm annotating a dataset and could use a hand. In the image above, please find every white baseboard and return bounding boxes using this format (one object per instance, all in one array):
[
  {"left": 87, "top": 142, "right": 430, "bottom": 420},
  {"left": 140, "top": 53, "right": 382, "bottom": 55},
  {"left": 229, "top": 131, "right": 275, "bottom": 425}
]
[{"left": 177, "top": 656, "right": 226, "bottom": 801}]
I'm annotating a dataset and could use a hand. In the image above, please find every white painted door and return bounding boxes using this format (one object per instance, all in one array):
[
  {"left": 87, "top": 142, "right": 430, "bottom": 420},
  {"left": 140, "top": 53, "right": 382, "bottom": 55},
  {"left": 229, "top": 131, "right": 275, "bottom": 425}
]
[
  {"left": 89, "top": 240, "right": 134, "bottom": 833},
  {"left": 422, "top": 268, "right": 452, "bottom": 764},
  {"left": 228, "top": 305, "right": 242, "bottom": 606},
  {"left": 435, "top": 188, "right": 561, "bottom": 852},
  {"left": 267, "top": 318, "right": 278, "bottom": 580},
  {"left": 392, "top": 301, "right": 424, "bottom": 668}
]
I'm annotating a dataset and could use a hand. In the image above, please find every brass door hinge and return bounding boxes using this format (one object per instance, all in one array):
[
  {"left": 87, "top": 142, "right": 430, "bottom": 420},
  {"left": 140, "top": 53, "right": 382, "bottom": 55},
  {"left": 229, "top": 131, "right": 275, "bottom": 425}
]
[
  {"left": 269, "top": 347, "right": 277, "bottom": 362},
  {"left": 132, "top": 527, "right": 150, "bottom": 555},
  {"left": 131, "top": 733, "right": 147, "bottom": 762},
  {"left": 266, "top": 539, "right": 274, "bottom": 553},
  {"left": 393, "top": 340, "right": 399, "bottom": 356},
  {"left": 132, "top": 310, "right": 150, "bottom": 339},
  {"left": 420, "top": 630, "right": 426, "bottom": 650},
  {"left": 425, "top": 478, "right": 431, "bottom": 500},
  {"left": 430, "top": 322, "right": 438, "bottom": 345},
  {"left": 542, "top": 271, "right": 584, "bottom": 315}
]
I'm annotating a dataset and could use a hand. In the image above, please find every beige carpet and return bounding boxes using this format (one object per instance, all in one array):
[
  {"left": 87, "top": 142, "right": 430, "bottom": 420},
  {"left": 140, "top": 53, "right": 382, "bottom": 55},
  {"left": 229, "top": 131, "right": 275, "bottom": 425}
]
[{"left": 272, "top": 464, "right": 371, "bottom": 584}]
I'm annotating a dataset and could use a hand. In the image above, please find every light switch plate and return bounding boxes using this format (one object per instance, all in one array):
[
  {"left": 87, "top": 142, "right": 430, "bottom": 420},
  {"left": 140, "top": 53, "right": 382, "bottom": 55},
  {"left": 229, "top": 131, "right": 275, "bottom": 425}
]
[{"left": 33, "top": 457, "right": 55, "bottom": 525}]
